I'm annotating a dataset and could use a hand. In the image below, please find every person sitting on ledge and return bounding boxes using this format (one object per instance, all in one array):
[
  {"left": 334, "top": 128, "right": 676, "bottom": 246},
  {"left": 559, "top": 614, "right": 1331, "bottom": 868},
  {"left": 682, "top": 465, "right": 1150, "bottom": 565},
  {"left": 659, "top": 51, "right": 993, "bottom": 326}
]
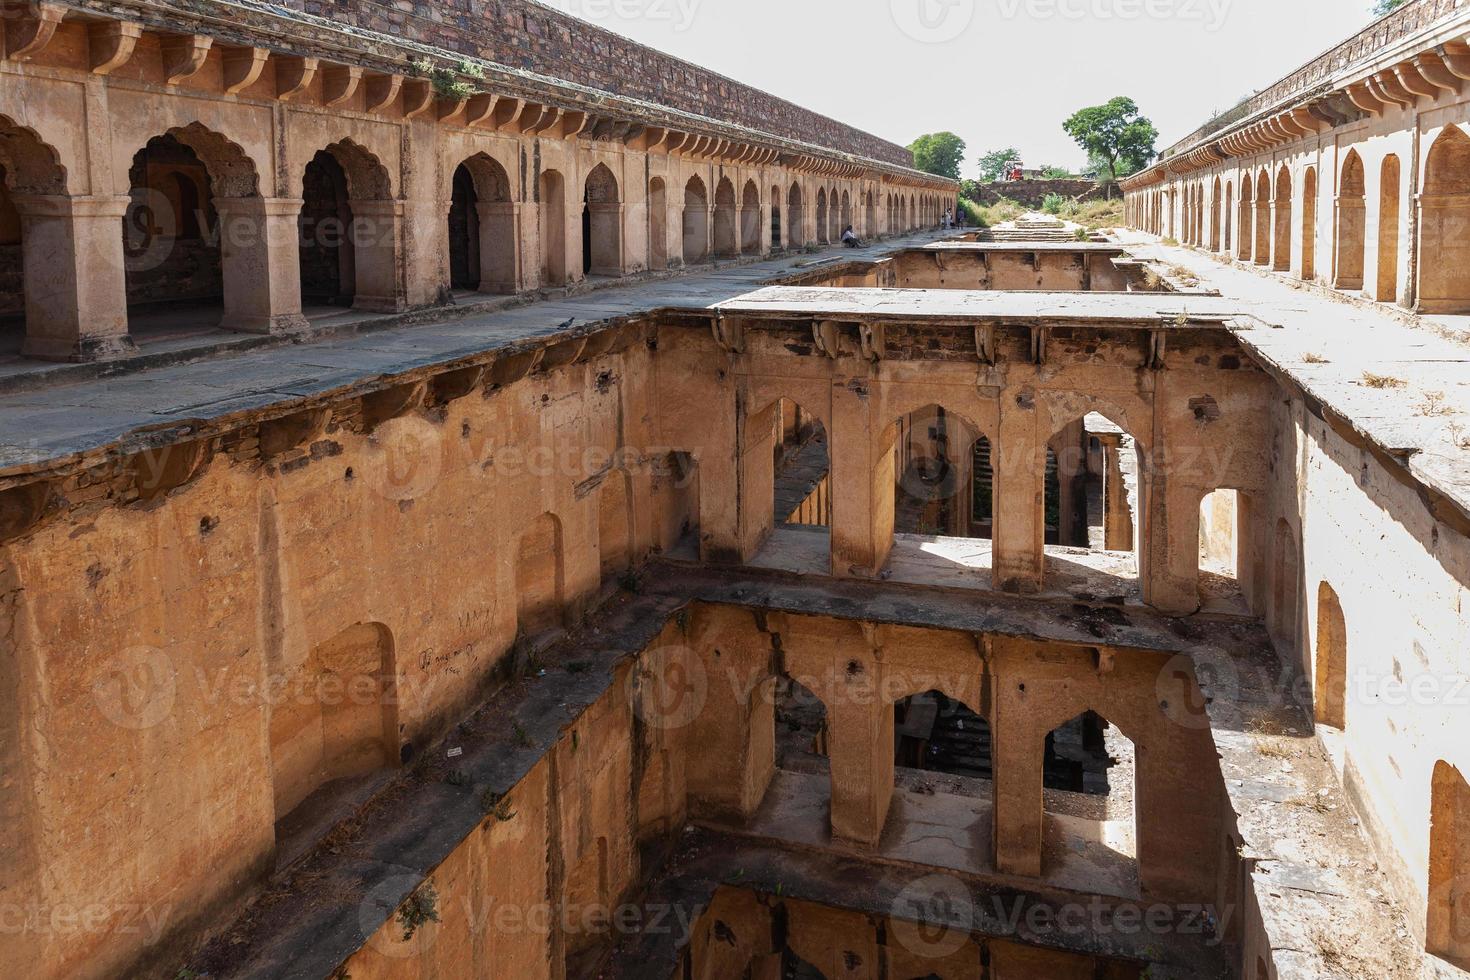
[{"left": 842, "top": 225, "right": 864, "bottom": 248}]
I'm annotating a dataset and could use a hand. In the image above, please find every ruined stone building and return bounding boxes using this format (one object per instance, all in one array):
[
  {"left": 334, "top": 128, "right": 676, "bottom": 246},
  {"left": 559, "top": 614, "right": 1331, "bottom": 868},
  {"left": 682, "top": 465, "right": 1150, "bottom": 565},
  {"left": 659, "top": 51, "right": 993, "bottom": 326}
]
[{"left": 0, "top": 0, "right": 1468, "bottom": 978}]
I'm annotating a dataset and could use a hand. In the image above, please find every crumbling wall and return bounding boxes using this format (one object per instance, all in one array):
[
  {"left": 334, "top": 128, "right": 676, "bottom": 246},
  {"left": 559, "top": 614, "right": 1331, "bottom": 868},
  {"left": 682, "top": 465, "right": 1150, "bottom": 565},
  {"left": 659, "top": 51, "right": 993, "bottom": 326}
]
[
  {"left": 0, "top": 334, "right": 688, "bottom": 978},
  {"left": 970, "top": 179, "right": 1102, "bottom": 208}
]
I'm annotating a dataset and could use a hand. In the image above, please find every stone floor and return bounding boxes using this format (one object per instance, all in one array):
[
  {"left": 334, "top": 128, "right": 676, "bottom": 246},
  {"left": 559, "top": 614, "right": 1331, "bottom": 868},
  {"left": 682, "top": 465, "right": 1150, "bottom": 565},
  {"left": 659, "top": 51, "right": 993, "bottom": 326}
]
[{"left": 0, "top": 231, "right": 948, "bottom": 468}]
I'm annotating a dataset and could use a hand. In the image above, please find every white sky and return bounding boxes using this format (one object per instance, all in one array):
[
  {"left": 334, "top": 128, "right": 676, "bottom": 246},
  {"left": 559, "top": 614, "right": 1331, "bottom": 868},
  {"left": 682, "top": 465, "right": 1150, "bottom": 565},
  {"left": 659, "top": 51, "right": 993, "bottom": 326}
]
[{"left": 543, "top": 0, "right": 1381, "bottom": 173}]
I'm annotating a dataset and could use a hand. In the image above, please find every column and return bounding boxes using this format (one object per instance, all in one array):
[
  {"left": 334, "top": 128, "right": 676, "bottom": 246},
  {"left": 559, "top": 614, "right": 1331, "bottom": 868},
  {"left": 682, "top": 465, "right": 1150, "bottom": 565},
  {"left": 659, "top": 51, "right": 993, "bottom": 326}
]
[
  {"left": 826, "top": 694, "right": 893, "bottom": 846},
  {"left": 13, "top": 194, "right": 134, "bottom": 362},
  {"left": 347, "top": 199, "right": 405, "bottom": 312},
  {"left": 213, "top": 197, "right": 308, "bottom": 335},
  {"left": 477, "top": 201, "right": 521, "bottom": 293},
  {"left": 992, "top": 403, "right": 1044, "bottom": 594}
]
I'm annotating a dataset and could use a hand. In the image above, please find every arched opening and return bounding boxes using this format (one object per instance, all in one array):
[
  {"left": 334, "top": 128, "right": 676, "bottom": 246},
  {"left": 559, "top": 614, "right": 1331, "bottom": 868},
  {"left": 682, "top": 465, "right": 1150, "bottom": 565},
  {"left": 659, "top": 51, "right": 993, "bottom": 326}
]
[
  {"left": 877, "top": 406, "right": 994, "bottom": 589},
  {"left": 746, "top": 398, "right": 831, "bottom": 574},
  {"left": 1271, "top": 518, "right": 1299, "bottom": 650},
  {"left": 768, "top": 673, "right": 831, "bottom": 838},
  {"left": 301, "top": 139, "right": 396, "bottom": 313},
  {"left": 1044, "top": 411, "right": 1144, "bottom": 599},
  {"left": 712, "top": 176, "right": 737, "bottom": 258},
  {"left": 648, "top": 177, "right": 668, "bottom": 270},
  {"left": 516, "top": 512, "right": 566, "bottom": 641},
  {"left": 300, "top": 151, "right": 353, "bottom": 308},
  {"left": 892, "top": 688, "right": 994, "bottom": 863},
  {"left": 840, "top": 189, "right": 852, "bottom": 237},
  {"left": 1420, "top": 126, "right": 1470, "bottom": 312},
  {"left": 268, "top": 622, "right": 398, "bottom": 839},
  {"left": 0, "top": 116, "right": 102, "bottom": 361},
  {"left": 598, "top": 469, "right": 633, "bottom": 580},
  {"left": 740, "top": 179, "right": 761, "bottom": 255},
  {"left": 891, "top": 405, "right": 991, "bottom": 540},
  {"left": 787, "top": 184, "right": 804, "bottom": 248},
  {"left": 450, "top": 154, "right": 515, "bottom": 295},
  {"left": 814, "top": 188, "right": 829, "bottom": 245},
  {"left": 1042, "top": 710, "right": 1138, "bottom": 891},
  {"left": 682, "top": 176, "right": 709, "bottom": 265},
  {"left": 1429, "top": 761, "right": 1470, "bottom": 969},
  {"left": 582, "top": 162, "right": 621, "bottom": 277},
  {"left": 124, "top": 132, "right": 231, "bottom": 335},
  {"left": 865, "top": 191, "right": 876, "bottom": 237},
  {"left": 539, "top": 168, "right": 568, "bottom": 285},
  {"left": 448, "top": 163, "right": 480, "bottom": 291},
  {"left": 1273, "top": 166, "right": 1292, "bottom": 271},
  {"left": 1198, "top": 488, "right": 1247, "bottom": 613},
  {"left": 1377, "top": 154, "right": 1402, "bottom": 303},
  {"left": 1314, "top": 582, "right": 1347, "bottom": 729},
  {"left": 1238, "top": 179, "right": 1252, "bottom": 260},
  {"left": 1210, "top": 177, "right": 1221, "bottom": 251},
  {"left": 1336, "top": 151, "right": 1366, "bottom": 291},
  {"left": 770, "top": 185, "right": 783, "bottom": 250},
  {"left": 1224, "top": 180, "right": 1233, "bottom": 254},
  {"left": 1253, "top": 170, "right": 1271, "bottom": 265},
  {"left": 1301, "top": 167, "right": 1317, "bottom": 281}
]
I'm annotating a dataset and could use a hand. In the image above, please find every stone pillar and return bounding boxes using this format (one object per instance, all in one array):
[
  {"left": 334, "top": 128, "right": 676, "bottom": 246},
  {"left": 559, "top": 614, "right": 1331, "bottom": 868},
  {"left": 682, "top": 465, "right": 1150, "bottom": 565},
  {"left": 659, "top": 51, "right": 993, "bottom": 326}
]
[
  {"left": 347, "top": 199, "right": 405, "bottom": 312},
  {"left": 829, "top": 378, "right": 889, "bottom": 579},
  {"left": 13, "top": 194, "right": 135, "bottom": 362},
  {"left": 476, "top": 201, "right": 521, "bottom": 293},
  {"left": 993, "top": 402, "right": 1044, "bottom": 594},
  {"left": 788, "top": 205, "right": 805, "bottom": 248},
  {"left": 826, "top": 692, "right": 893, "bottom": 847},
  {"left": 213, "top": 197, "right": 308, "bottom": 335},
  {"left": 992, "top": 679, "right": 1045, "bottom": 878},
  {"left": 1143, "top": 476, "right": 1203, "bottom": 616},
  {"left": 587, "top": 201, "right": 623, "bottom": 275}
]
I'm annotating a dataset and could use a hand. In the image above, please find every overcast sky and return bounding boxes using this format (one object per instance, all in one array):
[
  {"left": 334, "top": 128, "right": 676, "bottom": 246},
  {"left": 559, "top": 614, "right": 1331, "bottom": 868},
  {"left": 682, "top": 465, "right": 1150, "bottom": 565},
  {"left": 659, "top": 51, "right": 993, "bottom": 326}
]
[{"left": 545, "top": 0, "right": 1383, "bottom": 174}]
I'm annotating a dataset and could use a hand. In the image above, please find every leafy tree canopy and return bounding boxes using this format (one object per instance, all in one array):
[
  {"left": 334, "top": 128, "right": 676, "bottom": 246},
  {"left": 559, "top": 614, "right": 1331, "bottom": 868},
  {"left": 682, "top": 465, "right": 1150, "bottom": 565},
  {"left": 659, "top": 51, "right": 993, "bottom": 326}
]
[
  {"left": 977, "top": 147, "right": 1022, "bottom": 182},
  {"left": 1372, "top": 0, "right": 1406, "bottom": 15},
  {"left": 909, "top": 132, "right": 967, "bottom": 180},
  {"left": 1062, "top": 97, "right": 1159, "bottom": 184}
]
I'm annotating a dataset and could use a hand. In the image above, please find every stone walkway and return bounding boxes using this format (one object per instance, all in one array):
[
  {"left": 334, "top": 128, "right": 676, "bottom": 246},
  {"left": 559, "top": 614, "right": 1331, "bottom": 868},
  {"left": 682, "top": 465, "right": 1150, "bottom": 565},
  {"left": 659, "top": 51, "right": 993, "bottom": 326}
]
[{"left": 0, "top": 233, "right": 947, "bottom": 473}]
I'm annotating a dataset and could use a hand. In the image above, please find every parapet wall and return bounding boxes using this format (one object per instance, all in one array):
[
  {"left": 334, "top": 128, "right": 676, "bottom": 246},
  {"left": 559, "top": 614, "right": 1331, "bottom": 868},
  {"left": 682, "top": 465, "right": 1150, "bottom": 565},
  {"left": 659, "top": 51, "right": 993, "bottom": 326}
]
[{"left": 279, "top": 0, "right": 914, "bottom": 167}]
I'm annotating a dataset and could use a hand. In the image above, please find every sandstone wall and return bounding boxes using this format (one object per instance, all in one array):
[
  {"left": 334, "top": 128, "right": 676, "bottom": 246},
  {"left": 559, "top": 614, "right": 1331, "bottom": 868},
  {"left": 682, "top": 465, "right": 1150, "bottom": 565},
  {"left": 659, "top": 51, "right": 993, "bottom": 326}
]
[
  {"left": 970, "top": 179, "right": 1101, "bottom": 208},
  {"left": 0, "top": 337, "right": 693, "bottom": 978}
]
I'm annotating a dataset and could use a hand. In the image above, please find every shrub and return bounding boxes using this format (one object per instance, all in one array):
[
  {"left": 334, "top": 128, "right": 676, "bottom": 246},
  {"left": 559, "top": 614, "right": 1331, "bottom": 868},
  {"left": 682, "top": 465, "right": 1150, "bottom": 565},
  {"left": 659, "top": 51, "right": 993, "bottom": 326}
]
[{"left": 1041, "top": 194, "right": 1065, "bottom": 215}]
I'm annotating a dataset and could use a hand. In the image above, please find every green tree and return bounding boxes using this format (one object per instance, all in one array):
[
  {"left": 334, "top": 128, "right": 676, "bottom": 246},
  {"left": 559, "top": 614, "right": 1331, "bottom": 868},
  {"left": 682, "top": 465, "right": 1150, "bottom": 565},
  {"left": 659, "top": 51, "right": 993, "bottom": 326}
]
[
  {"left": 977, "top": 147, "right": 1022, "bottom": 182},
  {"left": 909, "top": 132, "right": 967, "bottom": 180},
  {"left": 1372, "top": 0, "right": 1406, "bottom": 14},
  {"left": 1062, "top": 97, "right": 1159, "bottom": 187}
]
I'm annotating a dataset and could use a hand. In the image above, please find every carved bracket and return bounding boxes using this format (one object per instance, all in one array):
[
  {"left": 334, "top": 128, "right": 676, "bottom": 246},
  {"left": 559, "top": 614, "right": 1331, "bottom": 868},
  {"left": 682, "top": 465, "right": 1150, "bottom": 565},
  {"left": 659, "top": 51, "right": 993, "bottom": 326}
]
[
  {"left": 711, "top": 314, "right": 745, "bottom": 354},
  {"left": 1029, "top": 325, "right": 1048, "bottom": 365},
  {"left": 812, "top": 319, "right": 840, "bottom": 358},
  {"left": 858, "top": 322, "right": 884, "bottom": 363},
  {"left": 321, "top": 64, "right": 363, "bottom": 107},
  {"left": 4, "top": 1, "right": 64, "bottom": 62},
  {"left": 401, "top": 78, "right": 434, "bottom": 119},
  {"left": 1148, "top": 328, "right": 1168, "bottom": 370},
  {"left": 363, "top": 73, "right": 403, "bottom": 113},
  {"left": 161, "top": 33, "right": 212, "bottom": 85},
  {"left": 88, "top": 20, "right": 141, "bottom": 75},
  {"left": 974, "top": 322, "right": 996, "bottom": 366},
  {"left": 275, "top": 55, "right": 319, "bottom": 101},
  {"left": 222, "top": 45, "right": 269, "bottom": 93}
]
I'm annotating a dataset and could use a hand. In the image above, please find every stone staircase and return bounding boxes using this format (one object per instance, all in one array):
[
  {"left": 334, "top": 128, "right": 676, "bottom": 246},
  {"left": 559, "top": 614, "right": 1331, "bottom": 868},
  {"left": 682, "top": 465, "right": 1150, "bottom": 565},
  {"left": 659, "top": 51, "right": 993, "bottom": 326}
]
[{"left": 975, "top": 212, "right": 1084, "bottom": 243}]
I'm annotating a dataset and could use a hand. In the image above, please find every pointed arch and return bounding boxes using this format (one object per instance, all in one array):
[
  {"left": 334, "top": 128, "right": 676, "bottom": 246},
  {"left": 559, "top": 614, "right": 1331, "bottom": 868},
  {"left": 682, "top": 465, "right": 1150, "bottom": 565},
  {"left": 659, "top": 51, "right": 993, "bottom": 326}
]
[
  {"left": 739, "top": 179, "right": 761, "bottom": 254},
  {"left": 814, "top": 187, "right": 829, "bottom": 245},
  {"left": 539, "top": 168, "right": 568, "bottom": 285},
  {"left": 682, "top": 175, "right": 709, "bottom": 264},
  {"left": 1314, "top": 582, "right": 1347, "bottom": 729},
  {"left": 1273, "top": 165, "right": 1292, "bottom": 272},
  {"left": 712, "top": 176, "right": 737, "bottom": 258},
  {"left": 787, "top": 182, "right": 804, "bottom": 248},
  {"left": 1301, "top": 167, "right": 1317, "bottom": 281},
  {"left": 1418, "top": 125, "right": 1470, "bottom": 311},
  {"left": 583, "top": 162, "right": 622, "bottom": 276},
  {"left": 1210, "top": 176, "right": 1222, "bottom": 251},
  {"left": 769, "top": 184, "right": 783, "bottom": 250},
  {"left": 450, "top": 153, "right": 516, "bottom": 294},
  {"left": 1336, "top": 150, "right": 1366, "bottom": 290}
]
